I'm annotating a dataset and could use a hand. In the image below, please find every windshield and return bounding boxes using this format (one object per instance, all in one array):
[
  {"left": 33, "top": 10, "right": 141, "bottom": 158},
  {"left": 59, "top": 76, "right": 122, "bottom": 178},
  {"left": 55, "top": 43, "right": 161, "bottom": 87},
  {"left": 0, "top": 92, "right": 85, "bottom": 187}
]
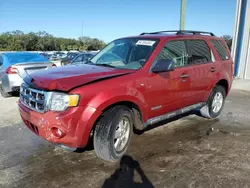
[
  {"left": 5, "top": 53, "right": 49, "bottom": 64},
  {"left": 90, "top": 38, "right": 159, "bottom": 70}
]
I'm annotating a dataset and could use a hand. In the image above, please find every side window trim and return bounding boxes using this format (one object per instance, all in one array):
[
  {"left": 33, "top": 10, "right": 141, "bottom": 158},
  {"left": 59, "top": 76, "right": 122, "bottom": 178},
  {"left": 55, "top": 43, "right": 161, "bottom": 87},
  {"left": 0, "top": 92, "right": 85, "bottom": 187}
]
[{"left": 211, "top": 50, "right": 216, "bottom": 62}]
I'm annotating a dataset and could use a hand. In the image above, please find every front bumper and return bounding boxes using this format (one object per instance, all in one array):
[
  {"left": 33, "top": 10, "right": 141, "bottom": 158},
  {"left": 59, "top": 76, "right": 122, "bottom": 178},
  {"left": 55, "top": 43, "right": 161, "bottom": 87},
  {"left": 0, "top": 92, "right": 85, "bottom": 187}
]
[
  {"left": 18, "top": 101, "right": 101, "bottom": 148},
  {"left": 2, "top": 74, "right": 22, "bottom": 93}
]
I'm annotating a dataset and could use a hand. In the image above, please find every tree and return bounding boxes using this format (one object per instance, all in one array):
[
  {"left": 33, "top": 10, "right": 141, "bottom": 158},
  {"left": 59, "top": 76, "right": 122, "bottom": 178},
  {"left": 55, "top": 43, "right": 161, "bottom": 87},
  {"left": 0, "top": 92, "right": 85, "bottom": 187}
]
[
  {"left": 0, "top": 30, "right": 106, "bottom": 51},
  {"left": 24, "top": 32, "right": 39, "bottom": 51},
  {"left": 87, "top": 38, "right": 105, "bottom": 50},
  {"left": 79, "top": 37, "right": 105, "bottom": 50}
]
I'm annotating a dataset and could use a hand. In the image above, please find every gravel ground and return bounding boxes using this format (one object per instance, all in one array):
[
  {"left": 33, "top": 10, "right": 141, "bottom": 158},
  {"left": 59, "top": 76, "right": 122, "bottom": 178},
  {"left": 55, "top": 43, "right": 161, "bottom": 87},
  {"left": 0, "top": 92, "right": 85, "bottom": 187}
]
[{"left": 0, "top": 90, "right": 250, "bottom": 188}]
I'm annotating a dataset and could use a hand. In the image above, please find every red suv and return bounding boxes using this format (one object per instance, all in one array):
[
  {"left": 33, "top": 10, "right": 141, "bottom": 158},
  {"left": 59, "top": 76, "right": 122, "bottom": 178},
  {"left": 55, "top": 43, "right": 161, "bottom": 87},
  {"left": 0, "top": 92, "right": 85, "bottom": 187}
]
[{"left": 18, "top": 30, "right": 233, "bottom": 162}]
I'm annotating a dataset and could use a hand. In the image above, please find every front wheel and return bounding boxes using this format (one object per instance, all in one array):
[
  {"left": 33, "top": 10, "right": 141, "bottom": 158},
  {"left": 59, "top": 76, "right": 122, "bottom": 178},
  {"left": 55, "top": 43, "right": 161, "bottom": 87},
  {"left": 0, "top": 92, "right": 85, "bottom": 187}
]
[
  {"left": 200, "top": 85, "right": 226, "bottom": 119},
  {"left": 94, "top": 105, "right": 133, "bottom": 162}
]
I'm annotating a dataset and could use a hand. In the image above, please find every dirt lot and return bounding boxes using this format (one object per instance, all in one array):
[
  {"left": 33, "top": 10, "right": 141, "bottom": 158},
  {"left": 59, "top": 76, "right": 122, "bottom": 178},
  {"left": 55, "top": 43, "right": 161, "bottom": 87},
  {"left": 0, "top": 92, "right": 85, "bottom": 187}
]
[{"left": 1, "top": 90, "right": 250, "bottom": 188}]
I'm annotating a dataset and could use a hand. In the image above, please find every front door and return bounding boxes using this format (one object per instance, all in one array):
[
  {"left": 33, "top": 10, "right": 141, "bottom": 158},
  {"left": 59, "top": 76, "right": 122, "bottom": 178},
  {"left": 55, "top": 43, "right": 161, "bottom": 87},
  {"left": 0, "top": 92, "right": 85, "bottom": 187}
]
[{"left": 145, "top": 40, "right": 192, "bottom": 118}]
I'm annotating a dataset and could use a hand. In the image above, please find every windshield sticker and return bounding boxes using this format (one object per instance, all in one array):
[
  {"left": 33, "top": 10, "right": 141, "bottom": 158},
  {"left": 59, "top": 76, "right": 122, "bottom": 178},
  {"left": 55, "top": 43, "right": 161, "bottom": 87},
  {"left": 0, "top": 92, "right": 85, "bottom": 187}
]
[{"left": 136, "top": 40, "right": 155, "bottom": 46}]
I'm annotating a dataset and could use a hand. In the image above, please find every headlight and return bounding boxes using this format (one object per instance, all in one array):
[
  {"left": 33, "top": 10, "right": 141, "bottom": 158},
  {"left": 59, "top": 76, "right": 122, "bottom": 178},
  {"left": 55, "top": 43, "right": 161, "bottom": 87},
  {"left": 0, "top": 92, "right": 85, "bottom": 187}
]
[{"left": 48, "top": 92, "right": 80, "bottom": 111}]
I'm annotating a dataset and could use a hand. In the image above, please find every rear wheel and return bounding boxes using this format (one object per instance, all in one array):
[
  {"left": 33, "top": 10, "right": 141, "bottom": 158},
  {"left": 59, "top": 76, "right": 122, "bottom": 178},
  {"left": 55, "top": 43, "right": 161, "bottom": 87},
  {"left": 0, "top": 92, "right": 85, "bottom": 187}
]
[
  {"left": 200, "top": 85, "right": 226, "bottom": 119},
  {"left": 0, "top": 86, "right": 12, "bottom": 98},
  {"left": 94, "top": 105, "right": 133, "bottom": 162}
]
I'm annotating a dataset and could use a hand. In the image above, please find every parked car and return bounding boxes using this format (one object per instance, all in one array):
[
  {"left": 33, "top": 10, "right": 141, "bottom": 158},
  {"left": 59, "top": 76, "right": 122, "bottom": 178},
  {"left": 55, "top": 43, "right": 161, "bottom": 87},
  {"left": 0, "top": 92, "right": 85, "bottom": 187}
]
[
  {"left": 18, "top": 30, "right": 233, "bottom": 162},
  {"left": 69, "top": 52, "right": 96, "bottom": 65},
  {"left": 39, "top": 52, "right": 51, "bottom": 60},
  {"left": 60, "top": 52, "right": 79, "bottom": 66},
  {"left": 0, "top": 52, "right": 56, "bottom": 97},
  {"left": 49, "top": 52, "right": 66, "bottom": 61}
]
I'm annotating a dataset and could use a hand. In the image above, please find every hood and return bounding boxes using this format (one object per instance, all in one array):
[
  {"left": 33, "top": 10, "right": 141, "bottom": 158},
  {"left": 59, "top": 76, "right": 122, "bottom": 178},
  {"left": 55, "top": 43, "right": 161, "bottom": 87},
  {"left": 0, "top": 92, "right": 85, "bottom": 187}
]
[{"left": 24, "top": 64, "right": 135, "bottom": 91}]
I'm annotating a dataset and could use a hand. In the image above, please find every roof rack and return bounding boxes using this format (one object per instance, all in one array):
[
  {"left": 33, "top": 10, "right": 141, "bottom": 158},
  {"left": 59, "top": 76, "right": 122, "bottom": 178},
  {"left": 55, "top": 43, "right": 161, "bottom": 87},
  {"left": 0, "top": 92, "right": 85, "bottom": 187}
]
[{"left": 140, "top": 30, "right": 215, "bottom": 36}]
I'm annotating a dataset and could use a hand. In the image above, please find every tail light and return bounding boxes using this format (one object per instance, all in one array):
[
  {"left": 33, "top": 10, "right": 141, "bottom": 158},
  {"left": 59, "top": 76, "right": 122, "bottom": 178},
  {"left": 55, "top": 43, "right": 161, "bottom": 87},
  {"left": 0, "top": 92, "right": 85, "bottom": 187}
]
[
  {"left": 52, "top": 63, "right": 57, "bottom": 67},
  {"left": 5, "top": 66, "right": 18, "bottom": 74}
]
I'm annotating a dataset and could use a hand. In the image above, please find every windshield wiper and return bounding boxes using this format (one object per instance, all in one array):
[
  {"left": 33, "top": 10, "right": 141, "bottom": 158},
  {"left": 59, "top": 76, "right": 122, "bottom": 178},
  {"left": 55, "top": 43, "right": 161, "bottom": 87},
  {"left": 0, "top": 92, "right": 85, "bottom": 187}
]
[
  {"left": 85, "top": 61, "right": 117, "bottom": 68},
  {"left": 95, "top": 63, "right": 117, "bottom": 68}
]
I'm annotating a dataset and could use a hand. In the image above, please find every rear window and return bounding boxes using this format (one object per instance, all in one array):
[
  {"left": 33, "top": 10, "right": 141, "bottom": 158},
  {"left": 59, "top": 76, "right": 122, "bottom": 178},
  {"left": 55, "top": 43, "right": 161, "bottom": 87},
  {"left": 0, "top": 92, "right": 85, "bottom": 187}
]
[
  {"left": 5, "top": 53, "right": 49, "bottom": 64},
  {"left": 211, "top": 40, "right": 229, "bottom": 61}
]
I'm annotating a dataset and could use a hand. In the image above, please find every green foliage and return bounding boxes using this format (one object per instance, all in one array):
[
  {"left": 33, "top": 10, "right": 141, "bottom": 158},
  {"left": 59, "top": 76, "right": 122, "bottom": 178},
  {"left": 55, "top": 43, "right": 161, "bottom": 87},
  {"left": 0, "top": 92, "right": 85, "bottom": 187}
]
[
  {"left": 0, "top": 30, "right": 106, "bottom": 51},
  {"left": 79, "top": 37, "right": 106, "bottom": 50}
]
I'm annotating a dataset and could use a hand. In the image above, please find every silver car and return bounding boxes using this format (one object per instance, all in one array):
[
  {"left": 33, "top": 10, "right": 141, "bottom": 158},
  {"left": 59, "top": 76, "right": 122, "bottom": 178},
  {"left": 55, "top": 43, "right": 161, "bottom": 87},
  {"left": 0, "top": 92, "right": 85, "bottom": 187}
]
[{"left": 0, "top": 52, "right": 56, "bottom": 98}]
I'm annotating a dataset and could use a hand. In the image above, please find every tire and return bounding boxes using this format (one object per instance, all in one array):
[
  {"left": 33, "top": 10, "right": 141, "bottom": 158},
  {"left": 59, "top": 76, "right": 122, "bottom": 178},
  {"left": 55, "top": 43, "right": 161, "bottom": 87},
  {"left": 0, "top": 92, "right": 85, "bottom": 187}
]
[
  {"left": 94, "top": 105, "right": 133, "bottom": 162},
  {"left": 200, "top": 85, "right": 226, "bottom": 119},
  {"left": 0, "top": 86, "right": 12, "bottom": 98}
]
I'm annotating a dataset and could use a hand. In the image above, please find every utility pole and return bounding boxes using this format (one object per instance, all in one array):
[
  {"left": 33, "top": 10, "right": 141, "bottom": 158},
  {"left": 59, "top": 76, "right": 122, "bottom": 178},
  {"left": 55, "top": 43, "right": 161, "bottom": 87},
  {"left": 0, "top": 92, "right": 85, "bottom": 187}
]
[
  {"left": 180, "top": 0, "right": 186, "bottom": 30},
  {"left": 81, "top": 20, "right": 84, "bottom": 39}
]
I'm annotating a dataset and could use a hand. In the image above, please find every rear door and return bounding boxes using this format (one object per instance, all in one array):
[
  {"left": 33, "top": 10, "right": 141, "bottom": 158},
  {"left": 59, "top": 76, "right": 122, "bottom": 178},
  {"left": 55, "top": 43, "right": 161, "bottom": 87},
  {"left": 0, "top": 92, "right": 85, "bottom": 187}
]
[{"left": 185, "top": 39, "right": 216, "bottom": 102}]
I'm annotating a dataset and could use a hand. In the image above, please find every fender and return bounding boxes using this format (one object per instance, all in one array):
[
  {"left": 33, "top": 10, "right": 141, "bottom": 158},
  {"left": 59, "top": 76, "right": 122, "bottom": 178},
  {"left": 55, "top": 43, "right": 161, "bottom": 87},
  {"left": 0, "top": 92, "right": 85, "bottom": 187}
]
[
  {"left": 204, "top": 71, "right": 231, "bottom": 101},
  {"left": 87, "top": 87, "right": 149, "bottom": 122},
  {"left": 75, "top": 87, "right": 149, "bottom": 147},
  {"left": 222, "top": 70, "right": 233, "bottom": 94}
]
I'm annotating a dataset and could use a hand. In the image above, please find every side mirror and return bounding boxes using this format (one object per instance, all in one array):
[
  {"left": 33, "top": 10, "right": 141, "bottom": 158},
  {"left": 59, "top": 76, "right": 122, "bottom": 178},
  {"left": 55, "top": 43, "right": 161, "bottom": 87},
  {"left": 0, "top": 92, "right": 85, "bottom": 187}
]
[{"left": 151, "top": 59, "right": 175, "bottom": 73}]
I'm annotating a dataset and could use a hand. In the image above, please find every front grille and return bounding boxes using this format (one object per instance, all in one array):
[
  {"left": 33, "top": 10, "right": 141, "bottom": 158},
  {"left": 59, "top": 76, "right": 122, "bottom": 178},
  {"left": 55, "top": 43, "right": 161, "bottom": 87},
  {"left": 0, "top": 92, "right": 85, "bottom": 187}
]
[{"left": 20, "top": 83, "right": 47, "bottom": 113}]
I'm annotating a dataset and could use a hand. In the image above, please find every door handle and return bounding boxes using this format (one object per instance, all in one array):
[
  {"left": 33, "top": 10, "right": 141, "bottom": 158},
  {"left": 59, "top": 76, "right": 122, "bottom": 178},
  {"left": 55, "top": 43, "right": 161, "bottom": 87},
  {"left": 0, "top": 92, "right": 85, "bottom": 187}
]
[
  {"left": 211, "top": 67, "right": 216, "bottom": 72},
  {"left": 180, "top": 74, "right": 189, "bottom": 78}
]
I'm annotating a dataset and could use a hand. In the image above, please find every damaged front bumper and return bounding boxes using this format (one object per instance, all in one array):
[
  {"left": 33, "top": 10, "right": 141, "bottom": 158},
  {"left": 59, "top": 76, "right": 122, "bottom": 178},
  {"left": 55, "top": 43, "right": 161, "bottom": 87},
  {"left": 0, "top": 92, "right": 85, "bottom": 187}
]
[{"left": 18, "top": 101, "right": 101, "bottom": 148}]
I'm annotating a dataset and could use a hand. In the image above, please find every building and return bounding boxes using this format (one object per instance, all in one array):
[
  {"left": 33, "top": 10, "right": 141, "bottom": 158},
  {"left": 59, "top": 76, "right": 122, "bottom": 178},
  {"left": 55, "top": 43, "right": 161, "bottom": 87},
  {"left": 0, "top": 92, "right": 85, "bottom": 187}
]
[{"left": 232, "top": 0, "right": 250, "bottom": 79}]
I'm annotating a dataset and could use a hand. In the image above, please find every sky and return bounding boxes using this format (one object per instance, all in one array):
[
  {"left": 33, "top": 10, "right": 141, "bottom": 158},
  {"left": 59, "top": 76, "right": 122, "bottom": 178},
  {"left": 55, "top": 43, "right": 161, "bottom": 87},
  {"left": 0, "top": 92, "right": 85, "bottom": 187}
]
[{"left": 0, "top": 0, "right": 236, "bottom": 42}]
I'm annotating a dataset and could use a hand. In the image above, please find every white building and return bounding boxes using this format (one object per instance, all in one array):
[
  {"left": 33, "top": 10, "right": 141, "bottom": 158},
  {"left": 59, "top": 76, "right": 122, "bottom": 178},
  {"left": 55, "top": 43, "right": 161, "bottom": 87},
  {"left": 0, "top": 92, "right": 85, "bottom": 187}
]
[{"left": 232, "top": 0, "right": 250, "bottom": 79}]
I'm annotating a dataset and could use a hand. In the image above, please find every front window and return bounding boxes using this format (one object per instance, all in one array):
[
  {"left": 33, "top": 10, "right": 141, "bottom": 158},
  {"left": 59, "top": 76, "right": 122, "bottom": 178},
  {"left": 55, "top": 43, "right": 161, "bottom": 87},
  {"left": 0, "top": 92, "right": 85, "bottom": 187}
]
[
  {"left": 90, "top": 38, "right": 159, "bottom": 70},
  {"left": 155, "top": 40, "right": 188, "bottom": 68}
]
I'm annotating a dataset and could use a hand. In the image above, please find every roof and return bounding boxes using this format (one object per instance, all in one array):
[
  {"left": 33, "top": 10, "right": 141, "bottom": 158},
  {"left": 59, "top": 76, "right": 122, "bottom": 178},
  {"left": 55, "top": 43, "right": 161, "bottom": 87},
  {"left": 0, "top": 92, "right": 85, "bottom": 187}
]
[
  {"left": 140, "top": 30, "right": 215, "bottom": 36},
  {"left": 126, "top": 30, "right": 220, "bottom": 40}
]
